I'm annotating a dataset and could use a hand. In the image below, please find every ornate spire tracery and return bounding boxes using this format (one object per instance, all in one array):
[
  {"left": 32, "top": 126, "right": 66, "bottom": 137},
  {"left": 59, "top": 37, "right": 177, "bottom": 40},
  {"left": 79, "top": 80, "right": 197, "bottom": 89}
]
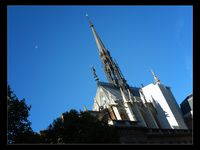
[{"left": 87, "top": 15, "right": 129, "bottom": 90}]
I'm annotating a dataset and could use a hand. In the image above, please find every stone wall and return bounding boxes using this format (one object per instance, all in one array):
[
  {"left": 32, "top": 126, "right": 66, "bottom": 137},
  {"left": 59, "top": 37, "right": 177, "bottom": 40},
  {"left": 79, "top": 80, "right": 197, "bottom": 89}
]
[{"left": 115, "top": 126, "right": 192, "bottom": 144}]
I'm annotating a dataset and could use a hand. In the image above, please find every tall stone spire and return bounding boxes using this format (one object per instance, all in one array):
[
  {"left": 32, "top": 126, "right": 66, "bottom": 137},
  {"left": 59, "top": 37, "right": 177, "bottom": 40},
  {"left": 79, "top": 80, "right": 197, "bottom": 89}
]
[
  {"left": 86, "top": 14, "right": 129, "bottom": 90},
  {"left": 150, "top": 69, "right": 160, "bottom": 84},
  {"left": 86, "top": 14, "right": 107, "bottom": 55}
]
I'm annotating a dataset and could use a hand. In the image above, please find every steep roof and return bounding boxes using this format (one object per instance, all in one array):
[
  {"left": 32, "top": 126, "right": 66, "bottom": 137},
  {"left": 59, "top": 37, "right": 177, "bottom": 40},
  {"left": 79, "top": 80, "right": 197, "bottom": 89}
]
[{"left": 98, "top": 82, "right": 141, "bottom": 99}]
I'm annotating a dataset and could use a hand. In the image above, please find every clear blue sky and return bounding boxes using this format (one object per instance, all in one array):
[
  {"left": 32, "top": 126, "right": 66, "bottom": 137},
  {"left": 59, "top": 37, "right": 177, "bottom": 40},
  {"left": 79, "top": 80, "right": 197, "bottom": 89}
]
[{"left": 8, "top": 6, "right": 192, "bottom": 133}]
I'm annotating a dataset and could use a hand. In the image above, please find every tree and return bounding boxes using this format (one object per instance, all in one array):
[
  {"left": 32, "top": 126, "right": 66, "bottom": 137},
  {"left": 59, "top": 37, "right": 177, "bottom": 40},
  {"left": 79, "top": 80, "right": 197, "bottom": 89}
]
[
  {"left": 7, "top": 85, "right": 41, "bottom": 144},
  {"left": 40, "top": 109, "right": 119, "bottom": 144}
]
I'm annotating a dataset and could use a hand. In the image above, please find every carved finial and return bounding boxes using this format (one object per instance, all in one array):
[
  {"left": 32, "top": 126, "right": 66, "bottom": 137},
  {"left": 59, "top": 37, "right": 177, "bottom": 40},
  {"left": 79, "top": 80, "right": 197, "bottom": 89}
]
[
  {"left": 84, "top": 105, "right": 88, "bottom": 112},
  {"left": 61, "top": 113, "right": 64, "bottom": 122},
  {"left": 91, "top": 65, "right": 99, "bottom": 84},
  {"left": 150, "top": 68, "right": 160, "bottom": 84}
]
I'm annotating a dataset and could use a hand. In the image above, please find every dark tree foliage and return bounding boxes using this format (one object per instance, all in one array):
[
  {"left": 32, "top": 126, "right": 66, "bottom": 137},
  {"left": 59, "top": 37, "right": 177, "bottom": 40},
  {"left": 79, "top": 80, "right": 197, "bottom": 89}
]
[
  {"left": 40, "top": 109, "right": 119, "bottom": 144},
  {"left": 7, "top": 85, "right": 41, "bottom": 144},
  {"left": 7, "top": 85, "right": 119, "bottom": 144}
]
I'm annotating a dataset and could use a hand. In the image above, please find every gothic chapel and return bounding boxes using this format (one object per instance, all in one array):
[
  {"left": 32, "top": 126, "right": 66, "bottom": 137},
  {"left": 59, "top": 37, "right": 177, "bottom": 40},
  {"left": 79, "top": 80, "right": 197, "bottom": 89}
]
[{"left": 86, "top": 15, "right": 187, "bottom": 130}]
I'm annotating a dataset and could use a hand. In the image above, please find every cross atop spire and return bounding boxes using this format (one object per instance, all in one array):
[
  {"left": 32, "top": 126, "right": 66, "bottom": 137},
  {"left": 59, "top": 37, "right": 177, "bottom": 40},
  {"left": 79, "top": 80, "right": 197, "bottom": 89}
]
[
  {"left": 150, "top": 69, "right": 160, "bottom": 84},
  {"left": 86, "top": 13, "right": 93, "bottom": 27}
]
